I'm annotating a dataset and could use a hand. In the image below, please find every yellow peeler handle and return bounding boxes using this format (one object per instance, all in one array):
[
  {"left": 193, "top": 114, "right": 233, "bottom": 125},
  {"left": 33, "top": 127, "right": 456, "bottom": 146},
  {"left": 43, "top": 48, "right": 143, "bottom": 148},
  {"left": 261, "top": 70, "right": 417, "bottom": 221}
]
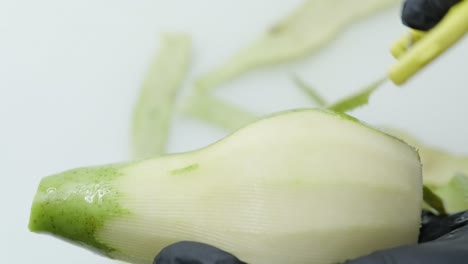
[{"left": 388, "top": 0, "right": 468, "bottom": 85}]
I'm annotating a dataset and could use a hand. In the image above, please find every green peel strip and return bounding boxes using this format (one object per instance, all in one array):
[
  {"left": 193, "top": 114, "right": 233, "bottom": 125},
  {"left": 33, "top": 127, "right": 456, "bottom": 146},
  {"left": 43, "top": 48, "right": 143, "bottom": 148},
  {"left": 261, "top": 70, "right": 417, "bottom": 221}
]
[
  {"left": 132, "top": 33, "right": 191, "bottom": 159},
  {"left": 292, "top": 75, "right": 327, "bottom": 107},
  {"left": 180, "top": 93, "right": 259, "bottom": 131},
  {"left": 182, "top": 77, "right": 386, "bottom": 133},
  {"left": 423, "top": 186, "right": 448, "bottom": 216},
  {"left": 195, "top": 0, "right": 399, "bottom": 93},
  {"left": 327, "top": 77, "right": 387, "bottom": 113},
  {"left": 434, "top": 173, "right": 468, "bottom": 213}
]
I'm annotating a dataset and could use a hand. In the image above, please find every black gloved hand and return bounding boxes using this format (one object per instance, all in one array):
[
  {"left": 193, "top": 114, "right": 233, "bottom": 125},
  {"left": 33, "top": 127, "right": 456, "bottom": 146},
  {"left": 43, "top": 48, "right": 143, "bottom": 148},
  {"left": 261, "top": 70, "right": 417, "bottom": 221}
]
[
  {"left": 402, "top": 0, "right": 462, "bottom": 30},
  {"left": 345, "top": 211, "right": 468, "bottom": 264},
  {"left": 153, "top": 241, "right": 245, "bottom": 264},
  {"left": 153, "top": 211, "right": 468, "bottom": 264}
]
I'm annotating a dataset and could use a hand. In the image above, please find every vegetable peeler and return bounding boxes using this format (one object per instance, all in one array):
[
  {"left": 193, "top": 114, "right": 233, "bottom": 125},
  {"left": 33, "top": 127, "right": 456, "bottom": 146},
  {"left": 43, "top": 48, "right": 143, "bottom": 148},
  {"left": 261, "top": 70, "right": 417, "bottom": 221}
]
[{"left": 388, "top": 0, "right": 468, "bottom": 85}]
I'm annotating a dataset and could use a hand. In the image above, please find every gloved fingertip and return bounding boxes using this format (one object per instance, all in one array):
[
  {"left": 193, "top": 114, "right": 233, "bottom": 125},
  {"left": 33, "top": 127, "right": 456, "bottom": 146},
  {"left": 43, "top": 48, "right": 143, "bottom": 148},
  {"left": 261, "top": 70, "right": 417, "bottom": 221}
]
[
  {"left": 401, "top": 0, "right": 462, "bottom": 31},
  {"left": 154, "top": 241, "right": 247, "bottom": 264},
  {"left": 401, "top": 0, "right": 438, "bottom": 31}
]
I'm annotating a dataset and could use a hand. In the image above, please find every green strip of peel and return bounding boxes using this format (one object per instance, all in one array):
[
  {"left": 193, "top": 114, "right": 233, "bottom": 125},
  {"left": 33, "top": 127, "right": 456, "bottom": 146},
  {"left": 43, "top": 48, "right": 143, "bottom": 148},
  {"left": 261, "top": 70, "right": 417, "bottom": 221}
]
[
  {"left": 423, "top": 186, "right": 448, "bottom": 216},
  {"left": 195, "top": 0, "right": 399, "bottom": 93},
  {"left": 180, "top": 93, "right": 259, "bottom": 131},
  {"left": 132, "top": 33, "right": 191, "bottom": 159},
  {"left": 328, "top": 78, "right": 387, "bottom": 113},
  {"left": 292, "top": 74, "right": 327, "bottom": 107},
  {"left": 434, "top": 173, "right": 468, "bottom": 213}
]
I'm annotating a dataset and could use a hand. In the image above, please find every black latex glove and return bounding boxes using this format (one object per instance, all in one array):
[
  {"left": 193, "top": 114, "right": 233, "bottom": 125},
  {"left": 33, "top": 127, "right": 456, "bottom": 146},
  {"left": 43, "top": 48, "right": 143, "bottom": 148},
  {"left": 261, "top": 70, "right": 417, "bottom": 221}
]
[
  {"left": 153, "top": 241, "right": 246, "bottom": 264},
  {"left": 153, "top": 211, "right": 468, "bottom": 264},
  {"left": 402, "top": 0, "right": 462, "bottom": 30},
  {"left": 345, "top": 211, "right": 468, "bottom": 264}
]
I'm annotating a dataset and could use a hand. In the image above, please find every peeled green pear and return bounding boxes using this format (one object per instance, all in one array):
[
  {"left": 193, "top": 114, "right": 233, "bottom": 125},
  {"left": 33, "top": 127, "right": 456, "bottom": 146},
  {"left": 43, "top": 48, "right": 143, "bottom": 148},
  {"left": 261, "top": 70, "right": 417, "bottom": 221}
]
[{"left": 29, "top": 109, "right": 422, "bottom": 264}]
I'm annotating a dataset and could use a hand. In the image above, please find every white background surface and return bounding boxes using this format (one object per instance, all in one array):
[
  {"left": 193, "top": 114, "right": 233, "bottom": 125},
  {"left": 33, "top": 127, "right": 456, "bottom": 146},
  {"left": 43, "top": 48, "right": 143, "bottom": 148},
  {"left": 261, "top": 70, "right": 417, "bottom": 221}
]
[{"left": 1, "top": 1, "right": 468, "bottom": 263}]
